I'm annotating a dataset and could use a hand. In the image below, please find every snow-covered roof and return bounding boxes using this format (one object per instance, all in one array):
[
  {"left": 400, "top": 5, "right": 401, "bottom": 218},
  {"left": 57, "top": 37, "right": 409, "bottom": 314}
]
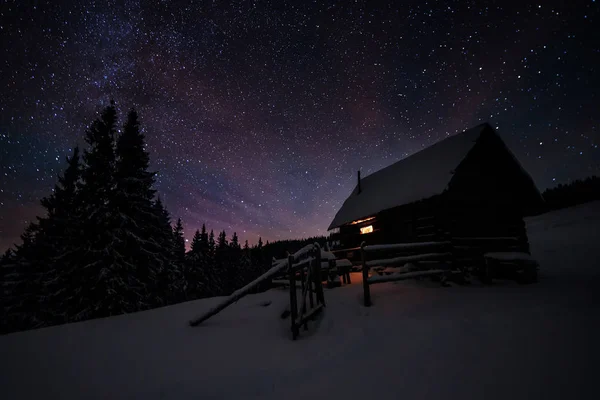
[{"left": 328, "top": 123, "right": 490, "bottom": 230}]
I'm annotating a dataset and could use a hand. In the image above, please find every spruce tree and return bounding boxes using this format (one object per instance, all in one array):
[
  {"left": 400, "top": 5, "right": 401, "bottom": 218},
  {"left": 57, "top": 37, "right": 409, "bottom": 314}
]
[
  {"left": 3, "top": 146, "right": 83, "bottom": 331},
  {"left": 185, "top": 229, "right": 206, "bottom": 299},
  {"left": 68, "top": 102, "right": 123, "bottom": 321},
  {"left": 152, "top": 197, "right": 183, "bottom": 305},
  {"left": 211, "top": 230, "right": 229, "bottom": 294},
  {"left": 205, "top": 228, "right": 221, "bottom": 295},
  {"left": 36, "top": 146, "right": 83, "bottom": 325},
  {"left": 172, "top": 218, "right": 186, "bottom": 267},
  {"left": 190, "top": 229, "right": 203, "bottom": 255},
  {"left": 0, "top": 248, "right": 16, "bottom": 333},
  {"left": 200, "top": 223, "right": 209, "bottom": 256},
  {"left": 239, "top": 239, "right": 257, "bottom": 290},
  {"left": 254, "top": 237, "right": 265, "bottom": 274},
  {"left": 228, "top": 232, "right": 242, "bottom": 289},
  {"left": 215, "top": 231, "right": 238, "bottom": 293},
  {"left": 231, "top": 232, "right": 240, "bottom": 250},
  {"left": 208, "top": 229, "right": 216, "bottom": 260},
  {"left": 7, "top": 222, "right": 43, "bottom": 330},
  {"left": 1, "top": 248, "right": 14, "bottom": 265},
  {"left": 217, "top": 230, "right": 228, "bottom": 250},
  {"left": 113, "top": 109, "right": 164, "bottom": 310}
]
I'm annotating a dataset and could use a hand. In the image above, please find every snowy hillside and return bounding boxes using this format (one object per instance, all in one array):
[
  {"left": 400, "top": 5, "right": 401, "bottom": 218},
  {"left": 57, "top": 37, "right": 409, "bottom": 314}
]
[{"left": 2, "top": 202, "right": 600, "bottom": 400}]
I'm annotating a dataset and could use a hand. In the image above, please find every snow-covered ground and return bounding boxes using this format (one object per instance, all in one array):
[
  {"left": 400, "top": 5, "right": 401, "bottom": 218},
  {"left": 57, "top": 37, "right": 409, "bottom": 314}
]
[{"left": 2, "top": 202, "right": 600, "bottom": 399}]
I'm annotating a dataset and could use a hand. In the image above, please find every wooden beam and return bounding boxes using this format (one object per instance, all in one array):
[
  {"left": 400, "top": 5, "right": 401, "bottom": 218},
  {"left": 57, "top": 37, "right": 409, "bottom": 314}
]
[
  {"left": 367, "top": 269, "right": 447, "bottom": 284},
  {"left": 416, "top": 225, "right": 435, "bottom": 231},
  {"left": 452, "top": 236, "right": 520, "bottom": 242},
  {"left": 330, "top": 246, "right": 363, "bottom": 253},
  {"left": 189, "top": 256, "right": 291, "bottom": 326},
  {"left": 291, "top": 257, "right": 312, "bottom": 271},
  {"left": 363, "top": 241, "right": 450, "bottom": 252},
  {"left": 294, "top": 303, "right": 324, "bottom": 327},
  {"left": 365, "top": 252, "right": 453, "bottom": 268}
]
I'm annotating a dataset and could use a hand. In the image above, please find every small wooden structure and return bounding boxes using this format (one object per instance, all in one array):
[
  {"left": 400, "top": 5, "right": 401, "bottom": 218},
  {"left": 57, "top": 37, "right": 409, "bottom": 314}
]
[{"left": 328, "top": 123, "right": 544, "bottom": 263}]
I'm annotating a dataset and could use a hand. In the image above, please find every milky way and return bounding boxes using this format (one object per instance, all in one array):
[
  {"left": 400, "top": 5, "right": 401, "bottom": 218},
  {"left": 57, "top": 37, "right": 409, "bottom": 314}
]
[{"left": 1, "top": 0, "right": 598, "bottom": 250}]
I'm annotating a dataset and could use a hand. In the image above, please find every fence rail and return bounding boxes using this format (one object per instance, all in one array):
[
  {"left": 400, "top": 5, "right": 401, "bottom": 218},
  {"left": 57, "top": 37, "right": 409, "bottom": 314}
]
[{"left": 361, "top": 241, "right": 454, "bottom": 307}]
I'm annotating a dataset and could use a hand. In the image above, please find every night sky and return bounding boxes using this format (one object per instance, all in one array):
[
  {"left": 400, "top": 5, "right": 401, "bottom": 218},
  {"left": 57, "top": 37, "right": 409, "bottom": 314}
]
[{"left": 1, "top": 0, "right": 598, "bottom": 251}]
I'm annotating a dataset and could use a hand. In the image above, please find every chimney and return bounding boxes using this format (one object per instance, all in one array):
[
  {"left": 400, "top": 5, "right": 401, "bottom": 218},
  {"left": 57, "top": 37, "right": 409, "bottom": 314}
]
[{"left": 357, "top": 170, "right": 362, "bottom": 194}]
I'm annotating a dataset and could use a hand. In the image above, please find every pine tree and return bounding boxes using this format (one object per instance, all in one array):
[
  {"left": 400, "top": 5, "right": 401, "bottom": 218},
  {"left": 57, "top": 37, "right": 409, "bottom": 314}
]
[
  {"left": 67, "top": 102, "right": 123, "bottom": 321},
  {"left": 215, "top": 231, "right": 239, "bottom": 293},
  {"left": 253, "top": 236, "right": 265, "bottom": 274},
  {"left": 113, "top": 109, "right": 166, "bottom": 310},
  {"left": 190, "top": 229, "right": 202, "bottom": 255},
  {"left": 239, "top": 239, "right": 258, "bottom": 291},
  {"left": 200, "top": 223, "right": 209, "bottom": 255},
  {"left": 231, "top": 232, "right": 240, "bottom": 250},
  {"left": 206, "top": 228, "right": 220, "bottom": 294},
  {"left": 0, "top": 248, "right": 16, "bottom": 333},
  {"left": 172, "top": 218, "right": 186, "bottom": 267},
  {"left": 6, "top": 222, "right": 43, "bottom": 330},
  {"left": 1, "top": 248, "right": 14, "bottom": 265},
  {"left": 152, "top": 197, "right": 183, "bottom": 305},
  {"left": 3, "top": 145, "right": 84, "bottom": 331},
  {"left": 208, "top": 230, "right": 216, "bottom": 260},
  {"left": 1, "top": 247, "right": 13, "bottom": 309},
  {"left": 217, "top": 231, "right": 226, "bottom": 249},
  {"left": 185, "top": 229, "right": 207, "bottom": 300},
  {"left": 39, "top": 146, "right": 82, "bottom": 241},
  {"left": 227, "top": 232, "right": 242, "bottom": 290},
  {"left": 36, "top": 146, "right": 83, "bottom": 325},
  {"left": 211, "top": 230, "right": 229, "bottom": 294}
]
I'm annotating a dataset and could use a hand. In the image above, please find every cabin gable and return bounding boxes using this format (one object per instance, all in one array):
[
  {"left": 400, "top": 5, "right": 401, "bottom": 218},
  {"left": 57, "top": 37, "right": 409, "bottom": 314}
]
[
  {"left": 328, "top": 123, "right": 543, "bottom": 251},
  {"left": 446, "top": 125, "right": 543, "bottom": 213}
]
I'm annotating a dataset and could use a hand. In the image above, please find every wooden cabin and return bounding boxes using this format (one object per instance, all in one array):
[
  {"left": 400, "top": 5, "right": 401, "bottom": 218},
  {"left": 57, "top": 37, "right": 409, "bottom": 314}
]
[{"left": 328, "top": 123, "right": 544, "bottom": 262}]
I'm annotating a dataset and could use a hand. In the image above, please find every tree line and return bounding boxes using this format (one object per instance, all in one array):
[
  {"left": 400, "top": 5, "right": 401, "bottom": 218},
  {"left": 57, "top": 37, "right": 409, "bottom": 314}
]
[
  {"left": 0, "top": 103, "right": 269, "bottom": 335},
  {"left": 540, "top": 176, "right": 600, "bottom": 212}
]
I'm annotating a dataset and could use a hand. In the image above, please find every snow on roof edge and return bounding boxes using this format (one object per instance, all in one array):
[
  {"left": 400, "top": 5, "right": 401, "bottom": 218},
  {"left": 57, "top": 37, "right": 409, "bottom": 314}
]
[{"left": 327, "top": 123, "right": 489, "bottom": 230}]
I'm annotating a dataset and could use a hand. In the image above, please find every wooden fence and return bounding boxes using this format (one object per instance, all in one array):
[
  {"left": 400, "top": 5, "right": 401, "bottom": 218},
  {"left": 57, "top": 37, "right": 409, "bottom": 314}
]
[
  {"left": 287, "top": 243, "right": 326, "bottom": 340},
  {"left": 360, "top": 241, "right": 455, "bottom": 307}
]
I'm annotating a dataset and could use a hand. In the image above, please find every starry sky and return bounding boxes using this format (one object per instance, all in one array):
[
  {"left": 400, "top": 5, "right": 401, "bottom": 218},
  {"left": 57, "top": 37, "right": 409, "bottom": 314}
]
[{"left": 1, "top": 0, "right": 598, "bottom": 251}]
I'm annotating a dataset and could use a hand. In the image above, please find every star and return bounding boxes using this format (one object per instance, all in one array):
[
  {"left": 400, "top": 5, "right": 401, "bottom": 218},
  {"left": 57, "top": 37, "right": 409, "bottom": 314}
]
[{"left": 0, "top": 0, "right": 598, "bottom": 250}]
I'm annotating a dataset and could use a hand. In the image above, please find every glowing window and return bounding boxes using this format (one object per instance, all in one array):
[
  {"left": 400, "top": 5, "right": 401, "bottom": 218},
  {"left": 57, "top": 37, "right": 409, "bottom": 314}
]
[{"left": 360, "top": 225, "right": 374, "bottom": 234}]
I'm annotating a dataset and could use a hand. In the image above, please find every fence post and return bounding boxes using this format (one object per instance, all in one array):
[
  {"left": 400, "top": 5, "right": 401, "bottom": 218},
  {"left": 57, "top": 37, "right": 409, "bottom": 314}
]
[
  {"left": 314, "top": 243, "right": 325, "bottom": 306},
  {"left": 346, "top": 263, "right": 352, "bottom": 284},
  {"left": 308, "top": 256, "right": 314, "bottom": 309},
  {"left": 288, "top": 255, "right": 299, "bottom": 339},
  {"left": 361, "top": 241, "right": 371, "bottom": 307}
]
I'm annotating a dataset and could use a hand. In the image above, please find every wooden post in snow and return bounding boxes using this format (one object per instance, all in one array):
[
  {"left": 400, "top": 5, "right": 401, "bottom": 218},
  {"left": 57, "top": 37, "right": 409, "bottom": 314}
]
[
  {"left": 361, "top": 241, "right": 372, "bottom": 307},
  {"left": 314, "top": 243, "right": 325, "bottom": 306},
  {"left": 289, "top": 255, "right": 299, "bottom": 340}
]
